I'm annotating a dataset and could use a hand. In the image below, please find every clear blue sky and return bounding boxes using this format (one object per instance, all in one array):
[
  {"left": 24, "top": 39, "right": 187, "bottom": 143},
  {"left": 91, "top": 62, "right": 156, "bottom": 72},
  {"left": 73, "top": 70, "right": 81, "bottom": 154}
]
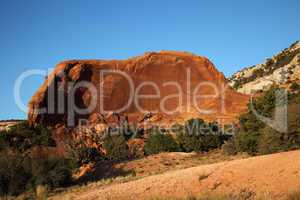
[{"left": 0, "top": 0, "right": 299, "bottom": 120}]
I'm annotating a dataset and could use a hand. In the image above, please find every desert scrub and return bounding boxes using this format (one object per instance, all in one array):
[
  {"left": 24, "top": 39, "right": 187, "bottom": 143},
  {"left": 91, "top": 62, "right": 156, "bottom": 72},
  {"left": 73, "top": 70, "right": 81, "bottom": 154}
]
[
  {"left": 233, "top": 87, "right": 300, "bottom": 155},
  {"left": 0, "top": 153, "right": 75, "bottom": 198},
  {"left": 222, "top": 139, "right": 237, "bottom": 155},
  {"left": 290, "top": 82, "right": 300, "bottom": 91},
  {"left": 175, "top": 119, "right": 226, "bottom": 153},
  {"left": 198, "top": 173, "right": 210, "bottom": 182},
  {"left": 0, "top": 121, "right": 55, "bottom": 152},
  {"left": 75, "top": 147, "right": 104, "bottom": 164},
  {"left": 144, "top": 127, "right": 180, "bottom": 155},
  {"left": 103, "top": 132, "right": 129, "bottom": 161}
]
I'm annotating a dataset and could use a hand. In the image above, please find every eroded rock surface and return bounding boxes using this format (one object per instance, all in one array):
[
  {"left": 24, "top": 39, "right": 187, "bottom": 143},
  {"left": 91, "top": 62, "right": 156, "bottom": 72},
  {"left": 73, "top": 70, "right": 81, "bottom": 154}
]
[{"left": 28, "top": 51, "right": 249, "bottom": 127}]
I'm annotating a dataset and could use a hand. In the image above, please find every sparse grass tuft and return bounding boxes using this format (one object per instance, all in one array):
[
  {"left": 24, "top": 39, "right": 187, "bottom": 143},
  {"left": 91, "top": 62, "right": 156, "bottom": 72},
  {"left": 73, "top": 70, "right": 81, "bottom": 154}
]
[
  {"left": 286, "top": 191, "right": 300, "bottom": 200},
  {"left": 198, "top": 173, "right": 210, "bottom": 182}
]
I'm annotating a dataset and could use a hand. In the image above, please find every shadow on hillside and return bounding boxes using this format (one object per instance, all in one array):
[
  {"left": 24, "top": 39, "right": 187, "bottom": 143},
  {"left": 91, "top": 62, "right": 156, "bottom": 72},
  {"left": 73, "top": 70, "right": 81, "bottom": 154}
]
[{"left": 75, "top": 161, "right": 134, "bottom": 184}]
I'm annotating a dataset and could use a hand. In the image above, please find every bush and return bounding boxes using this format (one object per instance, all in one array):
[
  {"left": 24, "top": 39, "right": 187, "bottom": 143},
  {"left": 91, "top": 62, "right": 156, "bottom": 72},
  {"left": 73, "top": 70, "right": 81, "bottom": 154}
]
[
  {"left": 290, "top": 82, "right": 300, "bottom": 91},
  {"left": 0, "top": 122, "right": 55, "bottom": 152},
  {"left": 257, "top": 126, "right": 284, "bottom": 154},
  {"left": 144, "top": 128, "right": 180, "bottom": 155},
  {"left": 233, "top": 87, "right": 300, "bottom": 155},
  {"left": 27, "top": 157, "right": 75, "bottom": 189},
  {"left": 222, "top": 139, "right": 237, "bottom": 155},
  {"left": 0, "top": 153, "right": 30, "bottom": 197},
  {"left": 103, "top": 133, "right": 129, "bottom": 161},
  {"left": 176, "top": 119, "right": 224, "bottom": 152},
  {"left": 234, "top": 86, "right": 281, "bottom": 155},
  {"left": 235, "top": 131, "right": 260, "bottom": 155},
  {"left": 0, "top": 122, "right": 75, "bottom": 197},
  {"left": 0, "top": 153, "right": 75, "bottom": 197},
  {"left": 75, "top": 147, "right": 104, "bottom": 165}
]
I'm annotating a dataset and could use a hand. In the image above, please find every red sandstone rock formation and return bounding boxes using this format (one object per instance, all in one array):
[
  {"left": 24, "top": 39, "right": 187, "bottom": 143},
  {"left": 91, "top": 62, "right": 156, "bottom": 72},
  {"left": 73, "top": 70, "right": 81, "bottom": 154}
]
[{"left": 28, "top": 51, "right": 249, "bottom": 127}]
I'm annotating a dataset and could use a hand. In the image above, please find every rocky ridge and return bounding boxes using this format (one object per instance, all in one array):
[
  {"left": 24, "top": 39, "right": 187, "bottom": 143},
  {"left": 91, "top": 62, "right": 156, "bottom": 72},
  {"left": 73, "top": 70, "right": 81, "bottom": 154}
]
[{"left": 229, "top": 41, "right": 300, "bottom": 94}]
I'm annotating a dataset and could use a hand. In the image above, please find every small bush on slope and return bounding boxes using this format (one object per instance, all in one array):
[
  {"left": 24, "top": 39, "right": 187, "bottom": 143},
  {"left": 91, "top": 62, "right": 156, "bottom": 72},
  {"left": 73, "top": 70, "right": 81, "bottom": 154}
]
[
  {"left": 75, "top": 147, "right": 104, "bottom": 165},
  {"left": 144, "top": 127, "right": 180, "bottom": 155},
  {"left": 222, "top": 139, "right": 237, "bottom": 155},
  {"left": 175, "top": 119, "right": 225, "bottom": 153},
  {"left": 103, "top": 133, "right": 129, "bottom": 161}
]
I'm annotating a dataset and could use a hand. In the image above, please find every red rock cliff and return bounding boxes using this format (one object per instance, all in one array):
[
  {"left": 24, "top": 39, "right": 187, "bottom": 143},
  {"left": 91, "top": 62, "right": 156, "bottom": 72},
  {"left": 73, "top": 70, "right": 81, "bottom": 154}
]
[{"left": 28, "top": 51, "right": 249, "bottom": 126}]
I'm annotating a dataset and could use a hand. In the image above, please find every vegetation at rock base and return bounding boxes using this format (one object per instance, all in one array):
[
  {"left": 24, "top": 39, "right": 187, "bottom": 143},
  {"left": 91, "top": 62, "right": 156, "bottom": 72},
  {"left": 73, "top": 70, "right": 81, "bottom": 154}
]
[
  {"left": 290, "top": 81, "right": 300, "bottom": 91},
  {"left": 173, "top": 119, "right": 229, "bottom": 153},
  {"left": 144, "top": 127, "right": 180, "bottom": 155},
  {"left": 223, "top": 86, "right": 300, "bottom": 156},
  {"left": 102, "top": 132, "right": 129, "bottom": 161},
  {"left": 144, "top": 119, "right": 232, "bottom": 155},
  {"left": 0, "top": 152, "right": 75, "bottom": 198},
  {"left": 0, "top": 122, "right": 76, "bottom": 198},
  {"left": 2, "top": 86, "right": 300, "bottom": 198},
  {"left": 74, "top": 147, "right": 104, "bottom": 165},
  {"left": 0, "top": 121, "right": 55, "bottom": 152}
]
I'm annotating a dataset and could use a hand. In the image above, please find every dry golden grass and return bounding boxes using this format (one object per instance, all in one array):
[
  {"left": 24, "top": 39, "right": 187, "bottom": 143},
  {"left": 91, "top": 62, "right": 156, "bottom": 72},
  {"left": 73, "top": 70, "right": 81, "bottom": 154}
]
[
  {"left": 49, "top": 150, "right": 300, "bottom": 200},
  {"left": 49, "top": 150, "right": 247, "bottom": 198}
]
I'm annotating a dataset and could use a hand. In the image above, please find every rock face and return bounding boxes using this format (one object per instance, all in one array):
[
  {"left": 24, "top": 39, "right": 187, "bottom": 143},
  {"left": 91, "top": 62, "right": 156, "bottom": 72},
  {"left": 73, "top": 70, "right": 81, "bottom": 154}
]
[
  {"left": 28, "top": 51, "right": 249, "bottom": 127},
  {"left": 229, "top": 41, "right": 300, "bottom": 94}
]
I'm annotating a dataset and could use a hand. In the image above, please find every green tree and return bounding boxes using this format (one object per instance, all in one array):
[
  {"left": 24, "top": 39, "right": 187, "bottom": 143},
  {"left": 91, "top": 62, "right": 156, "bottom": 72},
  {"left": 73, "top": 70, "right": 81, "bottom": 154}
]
[
  {"left": 234, "top": 87, "right": 300, "bottom": 155},
  {"left": 176, "top": 118, "right": 223, "bottom": 152},
  {"left": 103, "top": 133, "right": 129, "bottom": 161},
  {"left": 75, "top": 147, "right": 104, "bottom": 165},
  {"left": 144, "top": 128, "right": 180, "bottom": 155}
]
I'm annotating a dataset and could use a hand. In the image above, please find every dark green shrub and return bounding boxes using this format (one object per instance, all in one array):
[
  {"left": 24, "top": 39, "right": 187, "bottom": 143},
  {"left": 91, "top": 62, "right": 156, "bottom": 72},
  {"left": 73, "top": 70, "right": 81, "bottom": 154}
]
[
  {"left": 170, "top": 123, "right": 184, "bottom": 135},
  {"left": 222, "top": 139, "right": 237, "bottom": 155},
  {"left": 27, "top": 157, "right": 75, "bottom": 189},
  {"left": 176, "top": 119, "right": 224, "bottom": 152},
  {"left": 144, "top": 128, "right": 180, "bottom": 155},
  {"left": 235, "top": 131, "right": 260, "bottom": 155},
  {"left": 0, "top": 132, "right": 8, "bottom": 151},
  {"left": 234, "top": 86, "right": 282, "bottom": 155},
  {"left": 0, "top": 122, "right": 55, "bottom": 152},
  {"left": 0, "top": 153, "right": 31, "bottom": 197},
  {"left": 266, "top": 58, "right": 274, "bottom": 66},
  {"left": 239, "top": 112, "right": 264, "bottom": 133},
  {"left": 290, "top": 82, "right": 300, "bottom": 91},
  {"left": 258, "top": 126, "right": 285, "bottom": 154},
  {"left": 115, "top": 122, "right": 135, "bottom": 140},
  {"left": 233, "top": 87, "right": 300, "bottom": 155},
  {"left": 249, "top": 86, "right": 281, "bottom": 118},
  {"left": 0, "top": 153, "right": 75, "bottom": 197},
  {"left": 76, "top": 147, "right": 104, "bottom": 164},
  {"left": 103, "top": 133, "right": 129, "bottom": 161},
  {"left": 263, "top": 97, "right": 300, "bottom": 153},
  {"left": 177, "top": 133, "right": 222, "bottom": 152}
]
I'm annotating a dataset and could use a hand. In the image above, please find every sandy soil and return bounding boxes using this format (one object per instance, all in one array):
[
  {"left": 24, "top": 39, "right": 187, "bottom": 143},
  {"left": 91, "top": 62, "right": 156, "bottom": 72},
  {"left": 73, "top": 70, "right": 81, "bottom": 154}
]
[{"left": 49, "top": 150, "right": 300, "bottom": 200}]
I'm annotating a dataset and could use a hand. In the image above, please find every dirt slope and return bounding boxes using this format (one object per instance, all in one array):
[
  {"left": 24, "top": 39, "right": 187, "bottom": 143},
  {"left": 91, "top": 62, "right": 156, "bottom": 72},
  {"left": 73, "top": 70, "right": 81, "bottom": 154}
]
[{"left": 50, "top": 150, "right": 300, "bottom": 200}]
